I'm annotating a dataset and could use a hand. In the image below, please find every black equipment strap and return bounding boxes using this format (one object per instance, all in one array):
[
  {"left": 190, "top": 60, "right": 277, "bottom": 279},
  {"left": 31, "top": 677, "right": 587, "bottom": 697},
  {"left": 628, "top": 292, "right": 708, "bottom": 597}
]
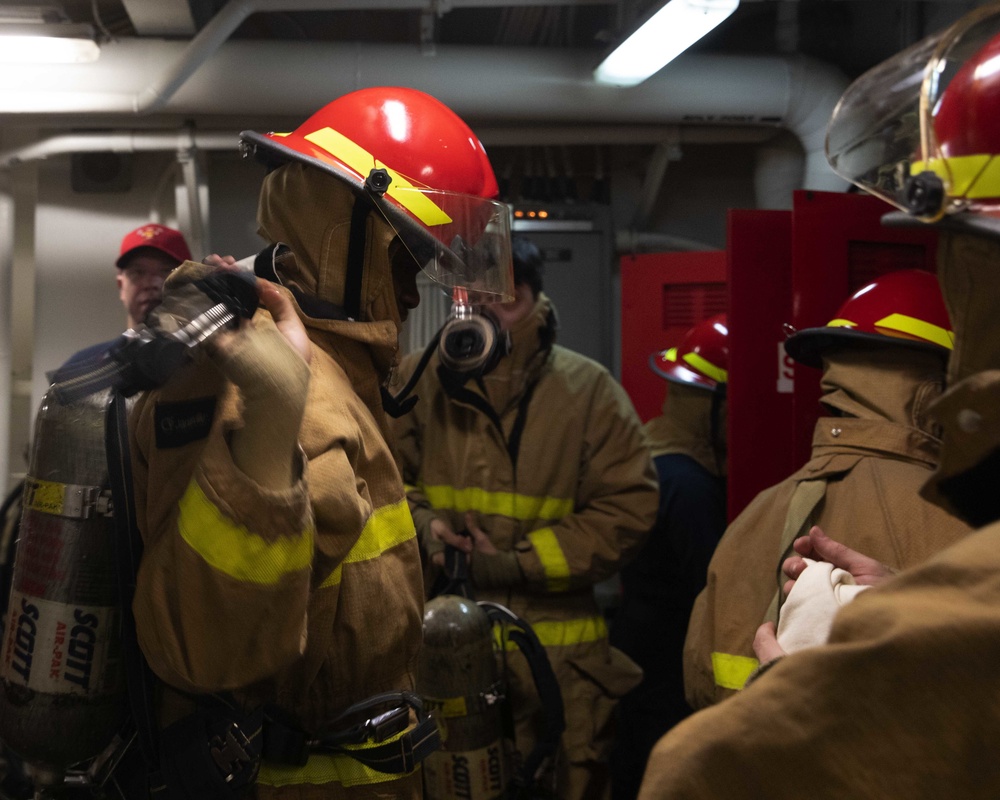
[
  {"left": 479, "top": 602, "right": 565, "bottom": 791},
  {"left": 344, "top": 196, "right": 374, "bottom": 321},
  {"left": 105, "top": 392, "right": 161, "bottom": 775},
  {"left": 263, "top": 691, "right": 440, "bottom": 775}
]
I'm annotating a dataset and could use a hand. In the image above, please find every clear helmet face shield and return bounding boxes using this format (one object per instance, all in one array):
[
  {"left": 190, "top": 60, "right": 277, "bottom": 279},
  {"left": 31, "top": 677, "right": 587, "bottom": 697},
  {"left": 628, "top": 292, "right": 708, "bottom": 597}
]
[
  {"left": 368, "top": 176, "right": 516, "bottom": 305},
  {"left": 826, "top": 6, "right": 1000, "bottom": 221}
]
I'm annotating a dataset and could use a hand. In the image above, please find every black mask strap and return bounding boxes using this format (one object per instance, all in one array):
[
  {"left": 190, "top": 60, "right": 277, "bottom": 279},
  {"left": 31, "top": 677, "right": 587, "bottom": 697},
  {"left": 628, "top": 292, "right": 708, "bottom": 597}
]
[
  {"left": 380, "top": 328, "right": 444, "bottom": 419},
  {"left": 344, "top": 197, "right": 373, "bottom": 321}
]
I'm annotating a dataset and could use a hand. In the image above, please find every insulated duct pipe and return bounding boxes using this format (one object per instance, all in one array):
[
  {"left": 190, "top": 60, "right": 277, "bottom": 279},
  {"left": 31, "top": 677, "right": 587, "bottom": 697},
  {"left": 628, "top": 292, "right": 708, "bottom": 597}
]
[{"left": 0, "top": 40, "right": 850, "bottom": 190}]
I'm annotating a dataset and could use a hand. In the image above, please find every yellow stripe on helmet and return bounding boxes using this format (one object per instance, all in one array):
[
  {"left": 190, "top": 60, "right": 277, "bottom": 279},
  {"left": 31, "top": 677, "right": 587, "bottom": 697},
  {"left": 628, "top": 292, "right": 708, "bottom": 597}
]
[
  {"left": 825, "top": 318, "right": 857, "bottom": 329},
  {"left": 912, "top": 153, "right": 1000, "bottom": 200},
  {"left": 302, "top": 127, "right": 453, "bottom": 227},
  {"left": 682, "top": 352, "right": 728, "bottom": 384},
  {"left": 874, "top": 312, "right": 954, "bottom": 350}
]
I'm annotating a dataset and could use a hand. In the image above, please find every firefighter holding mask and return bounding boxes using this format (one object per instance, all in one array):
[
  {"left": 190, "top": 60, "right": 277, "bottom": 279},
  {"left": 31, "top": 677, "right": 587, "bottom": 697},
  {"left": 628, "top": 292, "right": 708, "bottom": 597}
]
[{"left": 123, "top": 87, "right": 514, "bottom": 799}]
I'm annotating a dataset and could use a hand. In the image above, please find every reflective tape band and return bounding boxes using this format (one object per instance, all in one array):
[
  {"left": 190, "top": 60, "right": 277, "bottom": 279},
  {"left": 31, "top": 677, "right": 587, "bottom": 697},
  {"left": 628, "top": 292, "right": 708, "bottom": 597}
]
[
  {"left": 682, "top": 352, "right": 728, "bottom": 384},
  {"left": 177, "top": 480, "right": 313, "bottom": 585},
  {"left": 494, "top": 614, "right": 608, "bottom": 651},
  {"left": 826, "top": 318, "right": 857, "bottom": 329},
  {"left": 319, "top": 499, "right": 416, "bottom": 589},
  {"left": 527, "top": 527, "right": 571, "bottom": 593},
  {"left": 257, "top": 725, "right": 419, "bottom": 788},
  {"left": 913, "top": 153, "right": 1000, "bottom": 199},
  {"left": 22, "top": 477, "right": 113, "bottom": 519},
  {"left": 422, "top": 484, "right": 573, "bottom": 523},
  {"left": 711, "top": 651, "right": 758, "bottom": 691},
  {"left": 874, "top": 312, "right": 954, "bottom": 351},
  {"left": 302, "top": 127, "right": 453, "bottom": 227}
]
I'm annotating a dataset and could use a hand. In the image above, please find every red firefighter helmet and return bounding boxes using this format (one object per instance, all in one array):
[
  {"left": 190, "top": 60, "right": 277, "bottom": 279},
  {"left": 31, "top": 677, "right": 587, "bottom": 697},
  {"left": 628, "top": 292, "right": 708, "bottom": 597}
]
[
  {"left": 239, "top": 86, "right": 514, "bottom": 302},
  {"left": 649, "top": 313, "right": 729, "bottom": 391},
  {"left": 826, "top": 6, "right": 1000, "bottom": 222},
  {"left": 784, "top": 269, "right": 954, "bottom": 367}
]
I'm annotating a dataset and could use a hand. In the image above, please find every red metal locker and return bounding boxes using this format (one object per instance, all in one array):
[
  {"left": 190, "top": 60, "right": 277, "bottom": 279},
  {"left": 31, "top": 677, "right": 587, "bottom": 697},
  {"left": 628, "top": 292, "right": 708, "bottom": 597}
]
[
  {"left": 620, "top": 252, "right": 727, "bottom": 423},
  {"left": 789, "top": 190, "right": 939, "bottom": 468},
  {"left": 726, "top": 209, "right": 794, "bottom": 521}
]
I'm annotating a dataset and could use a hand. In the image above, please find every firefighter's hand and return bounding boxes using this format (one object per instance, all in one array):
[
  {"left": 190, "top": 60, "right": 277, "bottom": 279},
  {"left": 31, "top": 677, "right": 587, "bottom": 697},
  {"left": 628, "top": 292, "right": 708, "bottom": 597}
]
[
  {"left": 256, "top": 279, "right": 311, "bottom": 365},
  {"left": 782, "top": 526, "right": 895, "bottom": 597},
  {"left": 752, "top": 621, "right": 786, "bottom": 664},
  {"left": 191, "top": 272, "right": 310, "bottom": 490},
  {"left": 465, "top": 512, "right": 497, "bottom": 555},
  {"left": 202, "top": 253, "right": 238, "bottom": 268},
  {"left": 429, "top": 517, "right": 471, "bottom": 567},
  {"left": 743, "top": 622, "right": 786, "bottom": 689},
  {"left": 467, "top": 514, "right": 523, "bottom": 588}
]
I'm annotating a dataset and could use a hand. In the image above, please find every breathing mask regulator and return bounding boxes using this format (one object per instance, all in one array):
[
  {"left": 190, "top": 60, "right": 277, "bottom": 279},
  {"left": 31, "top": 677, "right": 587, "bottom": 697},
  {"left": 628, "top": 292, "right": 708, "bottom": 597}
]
[
  {"left": 382, "top": 286, "right": 511, "bottom": 418},
  {"left": 439, "top": 287, "right": 511, "bottom": 379}
]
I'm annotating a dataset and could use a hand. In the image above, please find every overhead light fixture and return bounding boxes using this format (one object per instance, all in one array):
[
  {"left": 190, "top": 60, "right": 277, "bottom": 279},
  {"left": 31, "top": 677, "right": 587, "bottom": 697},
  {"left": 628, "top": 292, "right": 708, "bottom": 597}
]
[
  {"left": 594, "top": 0, "right": 740, "bottom": 87},
  {"left": 0, "top": 22, "right": 100, "bottom": 64}
]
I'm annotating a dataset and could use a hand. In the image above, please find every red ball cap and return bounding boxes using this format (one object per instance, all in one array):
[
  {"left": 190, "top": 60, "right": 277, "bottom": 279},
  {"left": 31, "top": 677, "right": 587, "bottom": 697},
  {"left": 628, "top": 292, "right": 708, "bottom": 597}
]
[{"left": 116, "top": 223, "right": 192, "bottom": 269}]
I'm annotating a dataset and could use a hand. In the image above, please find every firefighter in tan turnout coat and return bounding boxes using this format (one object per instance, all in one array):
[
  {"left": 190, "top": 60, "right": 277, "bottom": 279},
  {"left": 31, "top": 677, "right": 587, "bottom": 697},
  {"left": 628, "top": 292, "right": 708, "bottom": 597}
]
[
  {"left": 639, "top": 11, "right": 1000, "bottom": 796},
  {"left": 683, "top": 269, "right": 970, "bottom": 710},
  {"left": 129, "top": 87, "right": 516, "bottom": 799},
  {"left": 391, "top": 235, "right": 658, "bottom": 800}
]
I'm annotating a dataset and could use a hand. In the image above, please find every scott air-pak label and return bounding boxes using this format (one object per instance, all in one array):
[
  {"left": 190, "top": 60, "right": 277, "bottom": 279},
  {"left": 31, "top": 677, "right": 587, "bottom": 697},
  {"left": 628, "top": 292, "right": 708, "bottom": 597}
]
[
  {"left": 1, "top": 591, "right": 118, "bottom": 696},
  {"left": 423, "top": 743, "right": 506, "bottom": 800}
]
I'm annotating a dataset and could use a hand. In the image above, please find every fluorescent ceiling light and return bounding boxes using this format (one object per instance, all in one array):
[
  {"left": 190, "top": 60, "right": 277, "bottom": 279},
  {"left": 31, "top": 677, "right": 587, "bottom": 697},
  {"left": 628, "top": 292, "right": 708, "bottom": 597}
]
[
  {"left": 594, "top": 0, "right": 740, "bottom": 87},
  {"left": 0, "top": 23, "right": 99, "bottom": 64}
]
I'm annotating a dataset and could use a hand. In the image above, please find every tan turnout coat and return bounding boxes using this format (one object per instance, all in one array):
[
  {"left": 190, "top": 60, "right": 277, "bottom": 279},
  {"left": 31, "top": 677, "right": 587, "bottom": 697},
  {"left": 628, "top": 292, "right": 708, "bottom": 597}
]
[
  {"left": 130, "top": 163, "right": 426, "bottom": 799},
  {"left": 683, "top": 346, "right": 970, "bottom": 709},
  {"left": 391, "top": 294, "right": 658, "bottom": 800}
]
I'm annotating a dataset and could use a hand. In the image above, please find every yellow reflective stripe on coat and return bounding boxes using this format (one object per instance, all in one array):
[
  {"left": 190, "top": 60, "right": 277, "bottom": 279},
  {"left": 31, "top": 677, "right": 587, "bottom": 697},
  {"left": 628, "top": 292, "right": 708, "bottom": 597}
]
[
  {"left": 495, "top": 614, "right": 608, "bottom": 651},
  {"left": 257, "top": 726, "right": 418, "bottom": 788},
  {"left": 422, "top": 484, "right": 573, "bottom": 522},
  {"left": 302, "top": 127, "right": 452, "bottom": 227},
  {"left": 874, "top": 313, "right": 954, "bottom": 351},
  {"left": 527, "top": 527, "right": 571, "bottom": 592},
  {"left": 177, "top": 480, "right": 313, "bottom": 584},
  {"left": 712, "top": 652, "right": 758, "bottom": 691},
  {"left": 319, "top": 499, "right": 416, "bottom": 589}
]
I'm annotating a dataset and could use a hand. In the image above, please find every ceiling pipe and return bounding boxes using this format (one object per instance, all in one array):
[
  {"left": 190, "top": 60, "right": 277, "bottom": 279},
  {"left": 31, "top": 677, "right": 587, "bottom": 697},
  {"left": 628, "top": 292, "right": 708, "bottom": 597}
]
[
  {"left": 0, "top": 130, "right": 239, "bottom": 169},
  {"left": 0, "top": 125, "right": 780, "bottom": 171},
  {"left": 0, "top": 40, "right": 850, "bottom": 190}
]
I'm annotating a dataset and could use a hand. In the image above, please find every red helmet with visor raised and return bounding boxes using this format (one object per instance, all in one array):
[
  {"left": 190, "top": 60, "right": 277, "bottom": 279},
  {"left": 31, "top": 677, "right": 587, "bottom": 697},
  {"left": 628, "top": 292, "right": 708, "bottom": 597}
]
[
  {"left": 826, "top": 6, "right": 1000, "bottom": 223},
  {"left": 239, "top": 86, "right": 514, "bottom": 303}
]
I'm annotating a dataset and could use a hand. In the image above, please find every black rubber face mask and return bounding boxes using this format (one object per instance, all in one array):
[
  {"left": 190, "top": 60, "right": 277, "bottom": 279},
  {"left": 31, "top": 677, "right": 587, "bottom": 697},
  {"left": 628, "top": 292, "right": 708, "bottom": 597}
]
[
  {"left": 437, "top": 304, "right": 510, "bottom": 380},
  {"left": 380, "top": 301, "right": 510, "bottom": 418}
]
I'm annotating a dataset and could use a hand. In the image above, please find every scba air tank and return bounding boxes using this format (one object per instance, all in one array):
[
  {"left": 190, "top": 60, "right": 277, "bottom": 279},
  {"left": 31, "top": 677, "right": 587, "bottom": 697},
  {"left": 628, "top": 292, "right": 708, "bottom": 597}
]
[
  {"left": 0, "top": 387, "right": 127, "bottom": 775},
  {"left": 418, "top": 595, "right": 509, "bottom": 800}
]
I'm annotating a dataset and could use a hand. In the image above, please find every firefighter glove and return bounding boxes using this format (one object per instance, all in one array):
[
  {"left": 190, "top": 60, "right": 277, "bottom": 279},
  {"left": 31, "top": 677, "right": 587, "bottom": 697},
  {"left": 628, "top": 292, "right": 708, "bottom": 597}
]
[{"left": 470, "top": 549, "right": 524, "bottom": 589}]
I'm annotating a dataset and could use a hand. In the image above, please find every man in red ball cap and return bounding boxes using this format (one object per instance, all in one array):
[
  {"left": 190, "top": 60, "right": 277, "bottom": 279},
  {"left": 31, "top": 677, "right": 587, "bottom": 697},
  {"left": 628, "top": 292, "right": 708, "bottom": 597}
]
[{"left": 114, "top": 222, "right": 192, "bottom": 329}]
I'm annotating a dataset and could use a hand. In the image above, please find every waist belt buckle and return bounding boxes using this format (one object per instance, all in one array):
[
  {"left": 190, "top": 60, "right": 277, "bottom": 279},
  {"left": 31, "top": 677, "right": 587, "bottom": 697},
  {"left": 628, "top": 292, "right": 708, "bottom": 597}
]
[
  {"left": 210, "top": 720, "right": 257, "bottom": 785},
  {"left": 364, "top": 706, "right": 409, "bottom": 744}
]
